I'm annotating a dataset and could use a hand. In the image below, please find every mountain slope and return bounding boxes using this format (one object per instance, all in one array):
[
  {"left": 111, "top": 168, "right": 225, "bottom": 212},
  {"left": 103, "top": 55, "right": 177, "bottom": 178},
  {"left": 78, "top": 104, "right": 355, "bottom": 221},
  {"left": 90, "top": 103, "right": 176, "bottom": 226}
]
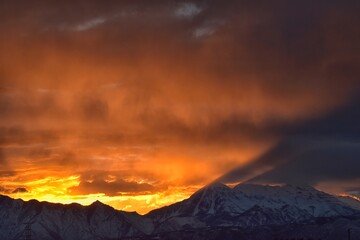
[
  {"left": 0, "top": 195, "right": 153, "bottom": 240},
  {"left": 338, "top": 195, "right": 360, "bottom": 210},
  {"left": 147, "top": 182, "right": 359, "bottom": 231},
  {"left": 0, "top": 183, "right": 359, "bottom": 239}
]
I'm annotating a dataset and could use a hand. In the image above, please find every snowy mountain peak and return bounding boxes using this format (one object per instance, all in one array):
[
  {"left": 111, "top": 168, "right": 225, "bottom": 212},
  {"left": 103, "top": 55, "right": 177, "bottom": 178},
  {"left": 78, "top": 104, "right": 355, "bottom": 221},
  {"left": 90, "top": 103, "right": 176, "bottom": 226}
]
[
  {"left": 148, "top": 183, "right": 359, "bottom": 230},
  {"left": 1, "top": 183, "right": 359, "bottom": 240},
  {"left": 0, "top": 194, "right": 153, "bottom": 240},
  {"left": 191, "top": 181, "right": 234, "bottom": 202}
]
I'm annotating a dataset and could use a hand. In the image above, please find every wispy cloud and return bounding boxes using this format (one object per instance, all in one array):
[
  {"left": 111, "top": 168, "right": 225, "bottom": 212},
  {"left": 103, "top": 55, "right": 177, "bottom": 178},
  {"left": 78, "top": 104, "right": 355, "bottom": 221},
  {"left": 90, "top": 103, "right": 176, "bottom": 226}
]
[
  {"left": 193, "top": 26, "right": 215, "bottom": 38},
  {"left": 73, "top": 17, "right": 107, "bottom": 31},
  {"left": 175, "top": 2, "right": 203, "bottom": 18},
  {"left": 56, "top": 17, "right": 107, "bottom": 32}
]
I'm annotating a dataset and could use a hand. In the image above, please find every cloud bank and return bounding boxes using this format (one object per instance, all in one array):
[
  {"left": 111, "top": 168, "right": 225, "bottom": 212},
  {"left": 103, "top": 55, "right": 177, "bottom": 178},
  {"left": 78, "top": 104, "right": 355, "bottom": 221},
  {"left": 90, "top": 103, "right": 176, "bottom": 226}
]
[{"left": 0, "top": 0, "right": 359, "bottom": 211}]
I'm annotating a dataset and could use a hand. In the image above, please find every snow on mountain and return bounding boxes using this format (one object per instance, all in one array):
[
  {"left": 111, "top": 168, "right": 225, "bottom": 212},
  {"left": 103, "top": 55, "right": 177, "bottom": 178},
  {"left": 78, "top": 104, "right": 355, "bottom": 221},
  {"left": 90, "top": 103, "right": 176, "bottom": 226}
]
[
  {"left": 338, "top": 195, "right": 360, "bottom": 210},
  {"left": 233, "top": 183, "right": 356, "bottom": 217},
  {"left": 0, "top": 195, "right": 153, "bottom": 240},
  {"left": 147, "top": 182, "right": 244, "bottom": 221},
  {"left": 147, "top": 182, "right": 359, "bottom": 231},
  {"left": 0, "top": 182, "right": 359, "bottom": 239}
]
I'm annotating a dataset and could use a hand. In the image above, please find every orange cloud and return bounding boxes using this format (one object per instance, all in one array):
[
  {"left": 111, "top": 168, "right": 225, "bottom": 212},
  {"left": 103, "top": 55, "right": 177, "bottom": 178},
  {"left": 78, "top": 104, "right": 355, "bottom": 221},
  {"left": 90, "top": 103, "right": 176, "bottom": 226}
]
[{"left": 0, "top": 1, "right": 359, "bottom": 213}]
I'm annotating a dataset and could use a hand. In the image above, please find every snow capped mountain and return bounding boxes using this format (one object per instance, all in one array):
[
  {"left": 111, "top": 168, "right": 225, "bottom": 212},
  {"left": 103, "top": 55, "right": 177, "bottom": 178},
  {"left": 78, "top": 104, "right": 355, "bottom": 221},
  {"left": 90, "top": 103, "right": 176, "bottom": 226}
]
[
  {"left": 233, "top": 183, "right": 356, "bottom": 217},
  {"left": 0, "top": 183, "right": 359, "bottom": 239},
  {"left": 147, "top": 182, "right": 245, "bottom": 222},
  {"left": 147, "top": 182, "right": 359, "bottom": 230},
  {"left": 0, "top": 195, "right": 153, "bottom": 240},
  {"left": 337, "top": 195, "right": 360, "bottom": 210}
]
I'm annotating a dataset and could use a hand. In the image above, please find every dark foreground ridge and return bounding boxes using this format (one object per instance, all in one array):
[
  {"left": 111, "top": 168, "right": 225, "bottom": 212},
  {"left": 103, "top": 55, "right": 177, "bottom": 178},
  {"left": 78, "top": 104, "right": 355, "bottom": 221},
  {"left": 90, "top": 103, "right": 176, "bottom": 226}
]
[{"left": 1, "top": 183, "right": 359, "bottom": 240}]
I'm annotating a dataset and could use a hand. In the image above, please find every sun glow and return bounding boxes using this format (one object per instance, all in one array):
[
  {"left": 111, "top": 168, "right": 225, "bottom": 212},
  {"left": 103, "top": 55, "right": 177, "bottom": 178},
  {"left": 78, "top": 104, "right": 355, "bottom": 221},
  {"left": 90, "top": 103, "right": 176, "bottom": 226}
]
[
  {"left": 4, "top": 175, "right": 199, "bottom": 214},
  {"left": 0, "top": 139, "right": 269, "bottom": 214},
  {"left": 1, "top": 0, "right": 359, "bottom": 218}
]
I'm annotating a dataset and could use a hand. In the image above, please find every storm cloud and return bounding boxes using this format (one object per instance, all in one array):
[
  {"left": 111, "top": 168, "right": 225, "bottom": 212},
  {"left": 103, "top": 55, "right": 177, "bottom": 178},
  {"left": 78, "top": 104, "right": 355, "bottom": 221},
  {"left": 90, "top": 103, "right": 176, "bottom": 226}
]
[
  {"left": 219, "top": 97, "right": 360, "bottom": 194},
  {"left": 0, "top": 0, "right": 359, "bottom": 210},
  {"left": 69, "top": 171, "right": 156, "bottom": 196}
]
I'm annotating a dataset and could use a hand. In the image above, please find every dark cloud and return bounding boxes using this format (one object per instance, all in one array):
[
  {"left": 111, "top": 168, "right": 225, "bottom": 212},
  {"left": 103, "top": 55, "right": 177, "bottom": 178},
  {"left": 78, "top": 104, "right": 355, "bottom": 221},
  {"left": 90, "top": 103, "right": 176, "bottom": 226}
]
[
  {"left": 0, "top": 185, "right": 26, "bottom": 194},
  {"left": 249, "top": 140, "right": 360, "bottom": 185},
  {"left": 289, "top": 97, "right": 360, "bottom": 138},
  {"left": 0, "top": 0, "right": 359, "bottom": 134},
  {"left": 12, "top": 187, "right": 28, "bottom": 194},
  {"left": 0, "top": 185, "right": 28, "bottom": 194},
  {"left": 0, "top": 0, "right": 359, "bottom": 202},
  {"left": 220, "top": 98, "right": 360, "bottom": 192},
  {"left": 218, "top": 138, "right": 305, "bottom": 184},
  {"left": 0, "top": 186, "right": 10, "bottom": 194},
  {"left": 69, "top": 171, "right": 156, "bottom": 196}
]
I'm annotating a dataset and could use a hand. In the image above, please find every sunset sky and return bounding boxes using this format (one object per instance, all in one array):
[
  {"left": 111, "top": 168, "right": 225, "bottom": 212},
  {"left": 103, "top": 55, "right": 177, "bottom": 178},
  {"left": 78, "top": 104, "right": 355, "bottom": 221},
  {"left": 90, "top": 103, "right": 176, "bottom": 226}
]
[{"left": 0, "top": 0, "right": 360, "bottom": 214}]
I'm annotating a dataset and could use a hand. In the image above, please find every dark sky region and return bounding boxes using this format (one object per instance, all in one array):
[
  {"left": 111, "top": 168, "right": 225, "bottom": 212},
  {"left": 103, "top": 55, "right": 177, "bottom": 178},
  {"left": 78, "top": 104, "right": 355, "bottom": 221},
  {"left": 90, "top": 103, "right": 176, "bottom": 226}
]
[{"left": 0, "top": 0, "right": 359, "bottom": 213}]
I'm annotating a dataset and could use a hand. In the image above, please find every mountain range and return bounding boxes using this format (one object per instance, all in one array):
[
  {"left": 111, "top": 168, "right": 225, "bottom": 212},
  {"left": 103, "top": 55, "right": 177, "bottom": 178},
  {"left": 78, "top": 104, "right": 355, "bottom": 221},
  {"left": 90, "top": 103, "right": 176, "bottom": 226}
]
[{"left": 0, "top": 183, "right": 359, "bottom": 240}]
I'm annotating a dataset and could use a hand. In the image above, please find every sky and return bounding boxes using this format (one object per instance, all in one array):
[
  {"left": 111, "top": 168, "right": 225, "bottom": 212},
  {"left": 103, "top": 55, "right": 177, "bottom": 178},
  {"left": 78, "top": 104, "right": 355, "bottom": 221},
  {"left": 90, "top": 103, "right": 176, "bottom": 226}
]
[{"left": 0, "top": 0, "right": 359, "bottom": 214}]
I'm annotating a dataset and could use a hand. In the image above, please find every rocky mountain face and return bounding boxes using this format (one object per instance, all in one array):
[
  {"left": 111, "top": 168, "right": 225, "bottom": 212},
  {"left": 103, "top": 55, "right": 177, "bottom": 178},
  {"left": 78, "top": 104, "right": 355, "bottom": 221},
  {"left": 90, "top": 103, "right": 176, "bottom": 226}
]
[
  {"left": 147, "top": 183, "right": 357, "bottom": 230},
  {"left": 0, "top": 183, "right": 359, "bottom": 240},
  {"left": 0, "top": 195, "right": 153, "bottom": 240}
]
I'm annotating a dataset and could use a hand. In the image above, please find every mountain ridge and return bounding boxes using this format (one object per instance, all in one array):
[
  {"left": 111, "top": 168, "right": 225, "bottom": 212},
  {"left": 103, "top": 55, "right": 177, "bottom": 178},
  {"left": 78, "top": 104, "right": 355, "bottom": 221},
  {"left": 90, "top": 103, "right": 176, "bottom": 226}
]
[{"left": 0, "top": 183, "right": 359, "bottom": 239}]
